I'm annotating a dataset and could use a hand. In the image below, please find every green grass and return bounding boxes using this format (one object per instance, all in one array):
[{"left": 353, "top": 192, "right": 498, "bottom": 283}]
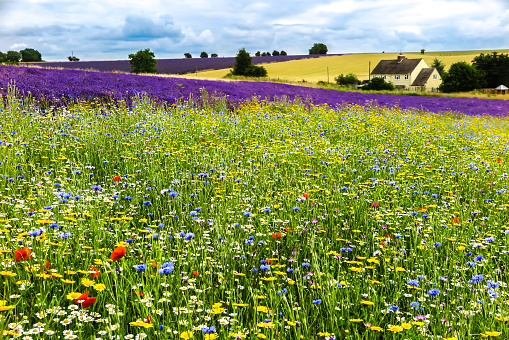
[{"left": 0, "top": 93, "right": 508, "bottom": 339}]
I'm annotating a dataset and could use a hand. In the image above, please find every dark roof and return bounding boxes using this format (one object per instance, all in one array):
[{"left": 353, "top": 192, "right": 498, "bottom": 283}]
[
  {"left": 411, "top": 68, "right": 434, "bottom": 86},
  {"left": 371, "top": 58, "right": 423, "bottom": 75}
]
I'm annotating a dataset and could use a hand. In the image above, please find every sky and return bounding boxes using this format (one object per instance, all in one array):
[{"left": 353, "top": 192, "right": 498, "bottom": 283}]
[{"left": 1, "top": 0, "right": 508, "bottom": 61}]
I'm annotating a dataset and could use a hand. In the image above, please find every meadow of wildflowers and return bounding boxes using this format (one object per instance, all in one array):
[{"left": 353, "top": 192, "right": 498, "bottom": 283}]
[{"left": 0, "top": 66, "right": 508, "bottom": 340}]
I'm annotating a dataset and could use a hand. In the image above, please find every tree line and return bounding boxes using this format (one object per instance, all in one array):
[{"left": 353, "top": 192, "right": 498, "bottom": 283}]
[{"left": 0, "top": 48, "right": 42, "bottom": 63}]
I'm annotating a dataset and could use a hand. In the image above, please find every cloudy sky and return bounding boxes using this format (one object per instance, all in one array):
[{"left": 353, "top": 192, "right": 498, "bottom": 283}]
[{"left": 1, "top": 0, "right": 508, "bottom": 61}]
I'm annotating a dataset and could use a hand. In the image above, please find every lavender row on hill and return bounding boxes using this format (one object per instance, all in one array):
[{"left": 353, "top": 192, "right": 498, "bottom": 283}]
[
  {"left": 1, "top": 65, "right": 508, "bottom": 116},
  {"left": 23, "top": 54, "right": 342, "bottom": 74}
]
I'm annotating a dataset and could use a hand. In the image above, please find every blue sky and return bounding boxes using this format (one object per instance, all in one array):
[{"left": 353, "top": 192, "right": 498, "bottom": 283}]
[{"left": 1, "top": 0, "right": 508, "bottom": 61}]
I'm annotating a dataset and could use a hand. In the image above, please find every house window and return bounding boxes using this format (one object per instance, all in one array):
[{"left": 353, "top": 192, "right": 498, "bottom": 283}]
[
  {"left": 394, "top": 75, "right": 400, "bottom": 80},
  {"left": 381, "top": 75, "right": 386, "bottom": 80},
  {"left": 404, "top": 74, "right": 409, "bottom": 80},
  {"left": 433, "top": 74, "right": 437, "bottom": 80}
]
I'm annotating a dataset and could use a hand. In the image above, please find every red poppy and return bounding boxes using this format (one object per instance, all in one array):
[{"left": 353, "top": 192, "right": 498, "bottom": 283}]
[
  {"left": 74, "top": 291, "right": 97, "bottom": 308},
  {"left": 46, "top": 260, "right": 51, "bottom": 269},
  {"left": 14, "top": 248, "right": 32, "bottom": 262},
  {"left": 272, "top": 233, "right": 282, "bottom": 239},
  {"left": 146, "top": 315, "right": 152, "bottom": 324},
  {"left": 265, "top": 259, "right": 273, "bottom": 264},
  {"left": 110, "top": 246, "right": 126, "bottom": 261},
  {"left": 284, "top": 227, "right": 292, "bottom": 232},
  {"left": 453, "top": 217, "right": 460, "bottom": 224},
  {"left": 371, "top": 202, "right": 380, "bottom": 207},
  {"left": 112, "top": 176, "right": 121, "bottom": 181},
  {"left": 89, "top": 265, "right": 100, "bottom": 278},
  {"left": 192, "top": 271, "right": 199, "bottom": 276},
  {"left": 385, "top": 233, "right": 393, "bottom": 239},
  {"left": 497, "top": 158, "right": 502, "bottom": 162},
  {"left": 302, "top": 194, "right": 311, "bottom": 199}
]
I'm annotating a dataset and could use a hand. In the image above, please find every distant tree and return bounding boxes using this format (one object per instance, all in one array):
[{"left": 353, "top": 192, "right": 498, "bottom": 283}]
[
  {"left": 255, "top": 51, "right": 261, "bottom": 57},
  {"left": 335, "top": 73, "right": 361, "bottom": 86},
  {"left": 229, "top": 48, "right": 267, "bottom": 77},
  {"left": 6, "top": 51, "right": 22, "bottom": 62},
  {"left": 362, "top": 77, "right": 395, "bottom": 91},
  {"left": 265, "top": 52, "right": 271, "bottom": 56},
  {"left": 200, "top": 51, "right": 208, "bottom": 58},
  {"left": 439, "top": 62, "right": 486, "bottom": 93},
  {"left": 261, "top": 52, "right": 267, "bottom": 56},
  {"left": 472, "top": 52, "right": 509, "bottom": 88},
  {"left": 20, "top": 48, "right": 42, "bottom": 62},
  {"left": 272, "top": 50, "right": 280, "bottom": 56},
  {"left": 68, "top": 56, "right": 80, "bottom": 62},
  {"left": 280, "top": 50, "right": 287, "bottom": 56},
  {"left": 421, "top": 49, "right": 425, "bottom": 54},
  {"left": 128, "top": 48, "right": 158, "bottom": 74},
  {"left": 184, "top": 53, "right": 192, "bottom": 58},
  {"left": 430, "top": 58, "right": 446, "bottom": 76},
  {"left": 0, "top": 51, "right": 6, "bottom": 63},
  {"left": 309, "top": 43, "right": 328, "bottom": 55},
  {"left": 211, "top": 53, "right": 218, "bottom": 58}
]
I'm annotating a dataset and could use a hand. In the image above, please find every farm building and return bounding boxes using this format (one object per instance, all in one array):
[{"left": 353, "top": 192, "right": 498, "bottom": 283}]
[
  {"left": 370, "top": 54, "right": 442, "bottom": 91},
  {"left": 483, "top": 85, "right": 509, "bottom": 95}
]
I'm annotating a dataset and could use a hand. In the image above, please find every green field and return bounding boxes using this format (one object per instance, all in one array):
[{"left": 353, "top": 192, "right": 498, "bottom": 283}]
[{"left": 196, "top": 49, "right": 509, "bottom": 83}]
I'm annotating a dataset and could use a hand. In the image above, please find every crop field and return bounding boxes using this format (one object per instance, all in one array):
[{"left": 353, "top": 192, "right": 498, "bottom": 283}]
[
  {"left": 0, "top": 65, "right": 508, "bottom": 339},
  {"left": 196, "top": 49, "right": 509, "bottom": 83}
]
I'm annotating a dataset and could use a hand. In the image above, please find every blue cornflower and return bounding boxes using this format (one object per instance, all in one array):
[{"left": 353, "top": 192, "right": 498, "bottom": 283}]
[
  {"left": 428, "top": 288, "right": 440, "bottom": 296},
  {"left": 292, "top": 206, "right": 300, "bottom": 211},
  {"left": 133, "top": 264, "right": 148, "bottom": 271},
  {"left": 474, "top": 254, "right": 483, "bottom": 262},
  {"left": 433, "top": 242, "right": 441, "bottom": 247},
  {"left": 312, "top": 299, "right": 322, "bottom": 304},
  {"left": 407, "top": 279, "right": 419, "bottom": 287},
  {"left": 201, "top": 326, "right": 216, "bottom": 334},
  {"left": 302, "top": 262, "right": 310, "bottom": 268},
  {"left": 158, "top": 262, "right": 174, "bottom": 275},
  {"left": 389, "top": 305, "right": 400, "bottom": 312},
  {"left": 260, "top": 264, "right": 270, "bottom": 271},
  {"left": 143, "top": 201, "right": 151, "bottom": 206},
  {"left": 287, "top": 268, "right": 294, "bottom": 273},
  {"left": 468, "top": 274, "right": 484, "bottom": 284},
  {"left": 184, "top": 233, "right": 195, "bottom": 241}
]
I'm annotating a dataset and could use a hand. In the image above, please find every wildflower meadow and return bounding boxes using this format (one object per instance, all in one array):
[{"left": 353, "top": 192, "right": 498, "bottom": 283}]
[{"left": 0, "top": 67, "right": 508, "bottom": 340}]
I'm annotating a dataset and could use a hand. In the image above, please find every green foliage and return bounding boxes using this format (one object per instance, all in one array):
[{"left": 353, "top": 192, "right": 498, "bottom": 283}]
[
  {"left": 184, "top": 53, "right": 192, "bottom": 58},
  {"left": 255, "top": 51, "right": 261, "bottom": 57},
  {"left": 0, "top": 51, "right": 6, "bottom": 63},
  {"left": 439, "top": 62, "right": 486, "bottom": 93},
  {"left": 6, "top": 51, "right": 22, "bottom": 63},
  {"left": 229, "top": 48, "right": 267, "bottom": 77},
  {"left": 421, "top": 49, "right": 425, "bottom": 54},
  {"left": 68, "top": 56, "right": 80, "bottom": 62},
  {"left": 200, "top": 51, "right": 208, "bottom": 58},
  {"left": 431, "top": 58, "right": 446, "bottom": 76},
  {"left": 472, "top": 52, "right": 509, "bottom": 88},
  {"left": 272, "top": 50, "right": 280, "bottom": 56},
  {"left": 309, "top": 43, "right": 328, "bottom": 55},
  {"left": 334, "top": 73, "right": 360, "bottom": 86},
  {"left": 20, "top": 48, "right": 42, "bottom": 62},
  {"left": 362, "top": 77, "right": 395, "bottom": 91},
  {"left": 128, "top": 48, "right": 158, "bottom": 74},
  {"left": 280, "top": 50, "right": 287, "bottom": 56},
  {"left": 211, "top": 53, "right": 218, "bottom": 58}
]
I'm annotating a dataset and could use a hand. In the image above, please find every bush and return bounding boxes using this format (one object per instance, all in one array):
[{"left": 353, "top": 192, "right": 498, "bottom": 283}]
[
  {"left": 362, "top": 77, "right": 395, "bottom": 91},
  {"left": 6, "top": 51, "right": 22, "bottom": 63},
  {"left": 184, "top": 53, "right": 192, "bottom": 58},
  {"left": 20, "top": 48, "right": 42, "bottom": 62},
  {"left": 211, "top": 53, "right": 218, "bottom": 58},
  {"left": 280, "top": 51, "right": 287, "bottom": 56},
  {"left": 200, "top": 52, "right": 208, "bottom": 58},
  {"left": 272, "top": 50, "right": 280, "bottom": 56},
  {"left": 309, "top": 43, "right": 328, "bottom": 55},
  {"left": 335, "top": 73, "right": 360, "bottom": 86},
  {"left": 68, "top": 56, "right": 80, "bottom": 62},
  {"left": 439, "top": 62, "right": 486, "bottom": 93},
  {"left": 128, "top": 48, "right": 158, "bottom": 74},
  {"left": 229, "top": 48, "right": 267, "bottom": 77}
]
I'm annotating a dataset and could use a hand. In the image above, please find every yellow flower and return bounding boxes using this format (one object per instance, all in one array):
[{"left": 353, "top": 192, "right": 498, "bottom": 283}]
[
  {"left": 61, "top": 279, "right": 75, "bottom": 284},
  {"left": 256, "top": 322, "right": 274, "bottom": 329},
  {"left": 260, "top": 276, "right": 276, "bottom": 281},
  {"left": 180, "top": 331, "right": 193, "bottom": 339},
  {"left": 94, "top": 283, "right": 106, "bottom": 291},
  {"left": 66, "top": 292, "right": 82, "bottom": 300},
  {"left": 484, "top": 331, "right": 502, "bottom": 337},
  {"left": 232, "top": 303, "right": 249, "bottom": 307},
  {"left": 401, "top": 323, "right": 412, "bottom": 329},
  {"left": 0, "top": 271, "right": 17, "bottom": 277},
  {"left": 395, "top": 267, "right": 405, "bottom": 272},
  {"left": 0, "top": 305, "right": 15, "bottom": 312},
  {"left": 388, "top": 325, "right": 404, "bottom": 333},
  {"left": 256, "top": 306, "right": 269, "bottom": 313},
  {"left": 288, "top": 280, "right": 296, "bottom": 285},
  {"left": 204, "top": 334, "right": 219, "bottom": 340},
  {"left": 317, "top": 332, "right": 331, "bottom": 336},
  {"left": 361, "top": 300, "right": 374, "bottom": 305},
  {"left": 130, "top": 321, "right": 154, "bottom": 328},
  {"left": 349, "top": 318, "right": 363, "bottom": 323},
  {"left": 444, "top": 337, "right": 458, "bottom": 340},
  {"left": 287, "top": 321, "right": 296, "bottom": 326},
  {"left": 81, "top": 278, "right": 95, "bottom": 287},
  {"left": 256, "top": 334, "right": 267, "bottom": 338},
  {"left": 369, "top": 326, "right": 384, "bottom": 332}
]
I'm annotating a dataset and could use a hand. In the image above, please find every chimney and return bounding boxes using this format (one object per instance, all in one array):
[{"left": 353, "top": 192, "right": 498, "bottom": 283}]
[{"left": 397, "top": 54, "right": 406, "bottom": 63}]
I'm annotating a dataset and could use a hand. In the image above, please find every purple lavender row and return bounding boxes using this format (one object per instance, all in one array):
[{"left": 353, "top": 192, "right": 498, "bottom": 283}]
[
  {"left": 1, "top": 65, "right": 508, "bottom": 116},
  {"left": 23, "top": 55, "right": 342, "bottom": 74}
]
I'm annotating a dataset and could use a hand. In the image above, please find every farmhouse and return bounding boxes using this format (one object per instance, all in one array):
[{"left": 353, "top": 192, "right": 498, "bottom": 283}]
[{"left": 370, "top": 54, "right": 442, "bottom": 91}]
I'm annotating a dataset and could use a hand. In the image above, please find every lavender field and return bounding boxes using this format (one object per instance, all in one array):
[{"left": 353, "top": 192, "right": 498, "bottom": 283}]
[
  {"left": 1, "top": 65, "right": 509, "bottom": 117},
  {"left": 23, "top": 54, "right": 341, "bottom": 75}
]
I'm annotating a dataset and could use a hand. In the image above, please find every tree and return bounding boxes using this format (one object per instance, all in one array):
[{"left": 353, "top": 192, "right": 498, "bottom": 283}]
[
  {"left": 431, "top": 58, "right": 446, "bottom": 76},
  {"left": 128, "top": 48, "right": 158, "bottom": 74},
  {"left": 362, "top": 77, "right": 395, "bottom": 91},
  {"left": 335, "top": 73, "right": 361, "bottom": 86},
  {"left": 6, "top": 51, "right": 22, "bottom": 62},
  {"left": 255, "top": 51, "right": 261, "bottom": 57},
  {"left": 184, "top": 53, "right": 192, "bottom": 58},
  {"left": 472, "top": 52, "right": 509, "bottom": 88},
  {"left": 265, "top": 52, "right": 271, "bottom": 56},
  {"left": 20, "top": 48, "right": 42, "bottom": 62},
  {"left": 200, "top": 51, "right": 208, "bottom": 58},
  {"left": 439, "top": 62, "right": 486, "bottom": 93},
  {"left": 0, "top": 51, "right": 6, "bottom": 63},
  {"left": 229, "top": 48, "right": 267, "bottom": 77},
  {"left": 309, "top": 43, "right": 328, "bottom": 55},
  {"left": 421, "top": 49, "right": 425, "bottom": 54},
  {"left": 68, "top": 56, "right": 80, "bottom": 61},
  {"left": 211, "top": 53, "right": 218, "bottom": 58},
  {"left": 272, "top": 50, "right": 280, "bottom": 56},
  {"left": 261, "top": 52, "right": 267, "bottom": 56},
  {"left": 280, "top": 50, "right": 287, "bottom": 56}
]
